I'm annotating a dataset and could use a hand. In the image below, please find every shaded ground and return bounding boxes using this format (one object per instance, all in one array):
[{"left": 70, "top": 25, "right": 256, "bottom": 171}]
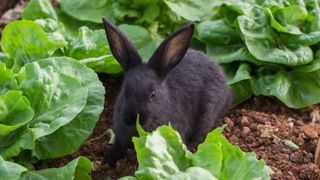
[{"left": 1, "top": 2, "right": 320, "bottom": 180}]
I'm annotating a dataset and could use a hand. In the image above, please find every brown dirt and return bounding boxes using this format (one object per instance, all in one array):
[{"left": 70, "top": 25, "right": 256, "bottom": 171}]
[
  {"left": 223, "top": 97, "right": 320, "bottom": 180},
  {"left": 2, "top": 1, "right": 320, "bottom": 179}
]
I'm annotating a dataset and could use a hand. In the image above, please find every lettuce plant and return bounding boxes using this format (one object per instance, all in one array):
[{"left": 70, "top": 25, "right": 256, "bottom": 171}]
[
  {"left": 0, "top": 57, "right": 105, "bottom": 161},
  {"left": 0, "top": 156, "right": 93, "bottom": 179},
  {"left": 120, "top": 122, "right": 272, "bottom": 180},
  {"left": 197, "top": 0, "right": 320, "bottom": 108},
  {"left": 0, "top": 2, "right": 105, "bottom": 177}
]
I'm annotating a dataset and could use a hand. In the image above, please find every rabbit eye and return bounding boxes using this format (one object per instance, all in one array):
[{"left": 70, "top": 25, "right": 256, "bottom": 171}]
[{"left": 150, "top": 91, "right": 155, "bottom": 100}]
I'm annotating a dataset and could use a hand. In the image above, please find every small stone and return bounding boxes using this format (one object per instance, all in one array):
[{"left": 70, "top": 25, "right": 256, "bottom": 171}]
[
  {"left": 310, "top": 107, "right": 320, "bottom": 123},
  {"left": 295, "top": 120, "right": 304, "bottom": 126},
  {"left": 234, "top": 128, "right": 242, "bottom": 138},
  {"left": 229, "top": 135, "right": 239, "bottom": 143},
  {"left": 295, "top": 137, "right": 305, "bottom": 146},
  {"left": 242, "top": 126, "right": 251, "bottom": 136},
  {"left": 245, "top": 136, "right": 254, "bottom": 143},
  {"left": 251, "top": 141, "right": 260, "bottom": 148},
  {"left": 240, "top": 116, "right": 250, "bottom": 126},
  {"left": 273, "top": 135, "right": 282, "bottom": 145},
  {"left": 282, "top": 131, "right": 289, "bottom": 138},
  {"left": 224, "top": 117, "right": 234, "bottom": 128},
  {"left": 287, "top": 117, "right": 295, "bottom": 122},
  {"left": 257, "top": 124, "right": 279, "bottom": 138},
  {"left": 301, "top": 124, "right": 318, "bottom": 139},
  {"left": 263, "top": 138, "right": 272, "bottom": 146},
  {"left": 250, "top": 123, "right": 258, "bottom": 130},
  {"left": 289, "top": 152, "right": 304, "bottom": 163},
  {"left": 288, "top": 122, "right": 294, "bottom": 129}
]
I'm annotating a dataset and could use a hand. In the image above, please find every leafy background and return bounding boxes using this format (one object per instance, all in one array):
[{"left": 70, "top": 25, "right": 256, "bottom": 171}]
[{"left": 4, "top": 0, "right": 320, "bottom": 109}]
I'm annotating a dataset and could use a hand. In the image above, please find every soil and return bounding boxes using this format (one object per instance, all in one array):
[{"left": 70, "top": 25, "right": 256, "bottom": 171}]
[{"left": 2, "top": 1, "right": 320, "bottom": 180}]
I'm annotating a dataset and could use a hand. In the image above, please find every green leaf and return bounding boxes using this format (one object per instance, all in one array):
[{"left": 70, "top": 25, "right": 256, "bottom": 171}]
[
  {"left": 197, "top": 20, "right": 241, "bottom": 45},
  {"left": 119, "top": 176, "right": 137, "bottom": 180},
  {"left": 0, "top": 91, "right": 34, "bottom": 137},
  {"left": 237, "top": 7, "right": 271, "bottom": 39},
  {"left": 22, "top": 0, "right": 57, "bottom": 20},
  {"left": 0, "top": 128, "right": 34, "bottom": 158},
  {"left": 0, "top": 156, "right": 27, "bottom": 179},
  {"left": 222, "top": 63, "right": 253, "bottom": 105},
  {"left": 32, "top": 57, "right": 105, "bottom": 159},
  {"left": 164, "top": 0, "right": 217, "bottom": 21},
  {"left": 66, "top": 27, "right": 110, "bottom": 59},
  {"left": 245, "top": 38, "right": 313, "bottom": 66},
  {"left": 136, "top": 114, "right": 147, "bottom": 137},
  {"left": 252, "top": 59, "right": 320, "bottom": 108},
  {"left": 56, "top": 9, "right": 103, "bottom": 38},
  {"left": 265, "top": 5, "right": 308, "bottom": 35},
  {"left": 192, "top": 142, "right": 222, "bottom": 178},
  {"left": 138, "top": 2, "right": 160, "bottom": 24},
  {"left": 133, "top": 125, "right": 192, "bottom": 179},
  {"left": 119, "top": 24, "right": 158, "bottom": 61},
  {"left": 80, "top": 55, "right": 121, "bottom": 75},
  {"left": 230, "top": 80, "right": 253, "bottom": 106},
  {"left": 0, "top": 63, "right": 18, "bottom": 94},
  {"left": 306, "top": 9, "right": 320, "bottom": 32},
  {"left": 264, "top": 7, "right": 291, "bottom": 33},
  {"left": 0, "top": 156, "right": 93, "bottom": 180},
  {"left": 167, "top": 167, "right": 217, "bottom": 180},
  {"left": 16, "top": 61, "right": 88, "bottom": 141},
  {"left": 283, "top": 140, "right": 299, "bottom": 150},
  {"left": 34, "top": 18, "right": 68, "bottom": 49},
  {"left": 66, "top": 27, "right": 121, "bottom": 74},
  {"left": 0, "top": 53, "right": 11, "bottom": 67},
  {"left": 237, "top": 7, "right": 313, "bottom": 66},
  {"left": 273, "top": 5, "right": 308, "bottom": 34},
  {"left": 1, "top": 21, "right": 66, "bottom": 71},
  {"left": 34, "top": 18, "right": 64, "bottom": 33},
  {"left": 224, "top": 63, "right": 251, "bottom": 85},
  {"left": 206, "top": 44, "right": 261, "bottom": 64},
  {"left": 21, "top": 156, "right": 93, "bottom": 180},
  {"left": 219, "top": 1, "right": 254, "bottom": 26},
  {"left": 198, "top": 127, "right": 272, "bottom": 179},
  {"left": 0, "top": 57, "right": 104, "bottom": 160},
  {"left": 58, "top": 0, "right": 112, "bottom": 23},
  {"left": 129, "top": 124, "right": 272, "bottom": 179},
  {"left": 282, "top": 31, "right": 320, "bottom": 45}
]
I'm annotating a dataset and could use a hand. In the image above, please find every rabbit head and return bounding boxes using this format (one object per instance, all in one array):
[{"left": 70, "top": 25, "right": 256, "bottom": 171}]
[{"left": 102, "top": 17, "right": 194, "bottom": 124}]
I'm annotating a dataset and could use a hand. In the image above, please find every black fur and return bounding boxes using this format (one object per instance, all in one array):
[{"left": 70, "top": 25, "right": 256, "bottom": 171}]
[{"left": 102, "top": 17, "right": 232, "bottom": 165}]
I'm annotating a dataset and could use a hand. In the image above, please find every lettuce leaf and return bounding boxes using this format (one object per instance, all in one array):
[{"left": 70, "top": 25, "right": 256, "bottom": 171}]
[
  {"left": 122, "top": 123, "right": 272, "bottom": 179},
  {"left": 1, "top": 21, "right": 67, "bottom": 71},
  {"left": 252, "top": 58, "right": 320, "bottom": 108},
  {"left": 0, "top": 58, "right": 104, "bottom": 161},
  {"left": 0, "top": 156, "right": 93, "bottom": 180}
]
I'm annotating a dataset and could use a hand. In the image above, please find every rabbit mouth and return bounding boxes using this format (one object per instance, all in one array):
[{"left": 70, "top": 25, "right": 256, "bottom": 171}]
[
  {"left": 139, "top": 112, "right": 148, "bottom": 125},
  {"left": 123, "top": 112, "right": 148, "bottom": 126}
]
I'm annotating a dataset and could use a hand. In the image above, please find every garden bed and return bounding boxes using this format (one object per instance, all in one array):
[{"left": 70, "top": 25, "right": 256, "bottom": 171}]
[{"left": 35, "top": 75, "right": 320, "bottom": 180}]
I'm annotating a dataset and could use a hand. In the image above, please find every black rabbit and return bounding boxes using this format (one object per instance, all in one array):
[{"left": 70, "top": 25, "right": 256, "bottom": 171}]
[{"left": 102, "top": 17, "right": 232, "bottom": 165}]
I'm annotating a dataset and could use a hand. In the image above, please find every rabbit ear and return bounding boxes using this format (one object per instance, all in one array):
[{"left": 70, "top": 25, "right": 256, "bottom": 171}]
[
  {"left": 148, "top": 24, "right": 194, "bottom": 79},
  {"left": 102, "top": 17, "right": 142, "bottom": 72}
]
